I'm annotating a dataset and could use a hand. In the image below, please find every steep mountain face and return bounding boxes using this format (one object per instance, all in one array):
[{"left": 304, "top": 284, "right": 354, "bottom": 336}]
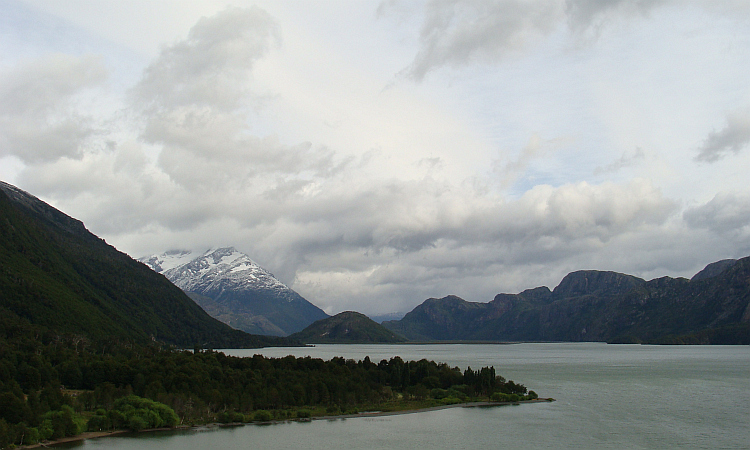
[
  {"left": 383, "top": 261, "right": 750, "bottom": 344},
  {"left": 0, "top": 181, "right": 291, "bottom": 348},
  {"left": 290, "top": 311, "right": 406, "bottom": 343},
  {"left": 140, "top": 248, "right": 328, "bottom": 336},
  {"left": 690, "top": 259, "right": 737, "bottom": 281}
]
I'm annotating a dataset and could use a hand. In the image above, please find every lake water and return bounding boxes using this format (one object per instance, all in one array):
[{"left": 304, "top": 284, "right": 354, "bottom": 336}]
[{"left": 58, "top": 343, "right": 750, "bottom": 449}]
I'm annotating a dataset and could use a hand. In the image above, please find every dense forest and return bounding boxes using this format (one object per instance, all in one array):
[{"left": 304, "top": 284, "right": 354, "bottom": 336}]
[{"left": 0, "top": 316, "right": 535, "bottom": 448}]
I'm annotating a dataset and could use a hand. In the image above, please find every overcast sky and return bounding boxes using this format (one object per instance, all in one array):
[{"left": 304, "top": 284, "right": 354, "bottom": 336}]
[{"left": 2, "top": 0, "right": 750, "bottom": 316}]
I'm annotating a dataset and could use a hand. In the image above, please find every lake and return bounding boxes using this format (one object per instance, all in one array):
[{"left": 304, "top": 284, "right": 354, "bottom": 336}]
[{"left": 57, "top": 343, "right": 750, "bottom": 449}]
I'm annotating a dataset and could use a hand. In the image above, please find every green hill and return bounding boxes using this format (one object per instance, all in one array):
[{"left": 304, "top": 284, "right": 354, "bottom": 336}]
[
  {"left": 290, "top": 311, "right": 406, "bottom": 343},
  {"left": 0, "top": 181, "right": 296, "bottom": 348}
]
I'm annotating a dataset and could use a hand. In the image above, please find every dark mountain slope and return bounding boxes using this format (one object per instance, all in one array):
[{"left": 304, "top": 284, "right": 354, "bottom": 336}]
[
  {"left": 0, "top": 181, "right": 294, "bottom": 348},
  {"left": 290, "top": 311, "right": 406, "bottom": 343},
  {"left": 690, "top": 259, "right": 737, "bottom": 281},
  {"left": 383, "top": 262, "right": 750, "bottom": 344}
]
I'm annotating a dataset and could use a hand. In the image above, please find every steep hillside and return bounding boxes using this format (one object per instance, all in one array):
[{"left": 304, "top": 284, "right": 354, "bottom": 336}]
[
  {"left": 140, "top": 248, "right": 328, "bottom": 336},
  {"left": 0, "top": 181, "right": 294, "bottom": 348},
  {"left": 290, "top": 311, "right": 406, "bottom": 343}
]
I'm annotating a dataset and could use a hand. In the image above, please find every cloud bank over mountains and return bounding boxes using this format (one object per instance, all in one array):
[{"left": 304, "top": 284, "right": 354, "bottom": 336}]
[{"left": 1, "top": 0, "right": 749, "bottom": 315}]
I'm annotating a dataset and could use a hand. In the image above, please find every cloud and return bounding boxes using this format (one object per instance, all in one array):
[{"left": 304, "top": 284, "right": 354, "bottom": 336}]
[
  {"left": 132, "top": 6, "right": 280, "bottom": 112},
  {"left": 397, "top": 0, "right": 742, "bottom": 81},
  {"left": 565, "top": 0, "right": 668, "bottom": 36},
  {"left": 0, "top": 53, "right": 107, "bottom": 163},
  {"left": 493, "top": 134, "right": 571, "bottom": 188},
  {"left": 683, "top": 191, "right": 750, "bottom": 236},
  {"left": 126, "top": 6, "right": 352, "bottom": 195},
  {"left": 594, "top": 147, "right": 646, "bottom": 174},
  {"left": 694, "top": 111, "right": 750, "bottom": 163},
  {"left": 8, "top": 3, "right": 750, "bottom": 317},
  {"left": 265, "top": 178, "right": 678, "bottom": 312},
  {"left": 403, "top": 0, "right": 564, "bottom": 81}
]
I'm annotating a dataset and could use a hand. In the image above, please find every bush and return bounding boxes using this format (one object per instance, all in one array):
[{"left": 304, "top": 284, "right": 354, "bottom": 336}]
[
  {"left": 253, "top": 410, "right": 272, "bottom": 422},
  {"left": 296, "top": 409, "right": 311, "bottom": 419},
  {"left": 490, "top": 392, "right": 511, "bottom": 402},
  {"left": 86, "top": 413, "right": 111, "bottom": 432},
  {"left": 42, "top": 405, "right": 85, "bottom": 439},
  {"left": 127, "top": 415, "right": 148, "bottom": 432},
  {"left": 111, "top": 395, "right": 179, "bottom": 430}
]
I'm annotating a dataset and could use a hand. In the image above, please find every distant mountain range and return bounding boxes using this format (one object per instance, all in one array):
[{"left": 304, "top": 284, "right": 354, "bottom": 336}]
[
  {"left": 383, "top": 259, "right": 750, "bottom": 344},
  {"left": 0, "top": 181, "right": 296, "bottom": 348},
  {"left": 4, "top": 179, "right": 747, "bottom": 346},
  {"left": 140, "top": 248, "right": 328, "bottom": 336},
  {"left": 290, "top": 311, "right": 405, "bottom": 344}
]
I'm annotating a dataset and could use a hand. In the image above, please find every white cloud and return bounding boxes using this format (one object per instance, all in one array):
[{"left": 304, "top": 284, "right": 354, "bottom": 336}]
[{"left": 0, "top": 53, "right": 107, "bottom": 163}]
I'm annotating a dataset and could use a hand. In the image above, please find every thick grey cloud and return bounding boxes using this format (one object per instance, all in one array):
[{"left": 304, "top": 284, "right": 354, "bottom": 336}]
[
  {"left": 0, "top": 53, "right": 107, "bottom": 163},
  {"left": 684, "top": 192, "right": 750, "bottom": 236},
  {"left": 565, "top": 0, "right": 667, "bottom": 35},
  {"left": 695, "top": 111, "right": 750, "bottom": 163},
  {"left": 403, "top": 0, "right": 563, "bottom": 81},
  {"left": 398, "top": 0, "right": 743, "bottom": 80},
  {"left": 7, "top": 3, "right": 750, "bottom": 316}
]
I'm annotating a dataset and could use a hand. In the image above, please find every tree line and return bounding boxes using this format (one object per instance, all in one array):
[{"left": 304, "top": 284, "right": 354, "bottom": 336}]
[{"left": 0, "top": 315, "right": 534, "bottom": 448}]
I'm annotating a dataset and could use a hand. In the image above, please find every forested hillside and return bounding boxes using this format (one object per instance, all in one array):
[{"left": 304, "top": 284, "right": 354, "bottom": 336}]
[
  {"left": 0, "top": 181, "right": 292, "bottom": 349},
  {"left": 290, "top": 311, "right": 406, "bottom": 343}
]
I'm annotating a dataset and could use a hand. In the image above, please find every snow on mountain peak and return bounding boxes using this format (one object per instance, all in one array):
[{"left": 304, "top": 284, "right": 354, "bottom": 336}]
[
  {"left": 139, "top": 249, "right": 195, "bottom": 273},
  {"left": 139, "top": 247, "right": 288, "bottom": 297}
]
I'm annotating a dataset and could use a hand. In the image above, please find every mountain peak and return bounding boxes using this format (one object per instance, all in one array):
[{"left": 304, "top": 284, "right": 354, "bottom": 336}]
[
  {"left": 552, "top": 270, "right": 645, "bottom": 299},
  {"left": 138, "top": 247, "right": 328, "bottom": 336},
  {"left": 691, "top": 259, "right": 738, "bottom": 282}
]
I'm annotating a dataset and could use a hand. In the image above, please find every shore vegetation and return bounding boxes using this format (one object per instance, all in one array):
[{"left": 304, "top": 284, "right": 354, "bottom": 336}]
[{"left": 0, "top": 317, "right": 535, "bottom": 449}]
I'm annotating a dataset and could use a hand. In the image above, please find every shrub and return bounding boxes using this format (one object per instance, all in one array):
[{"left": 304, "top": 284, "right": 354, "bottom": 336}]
[
  {"left": 86, "top": 414, "right": 111, "bottom": 432},
  {"left": 111, "top": 395, "right": 179, "bottom": 430},
  {"left": 253, "top": 410, "right": 272, "bottom": 422}
]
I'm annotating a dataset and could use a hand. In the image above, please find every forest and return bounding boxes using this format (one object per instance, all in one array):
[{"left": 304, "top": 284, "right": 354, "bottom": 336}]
[{"left": 0, "top": 314, "right": 536, "bottom": 448}]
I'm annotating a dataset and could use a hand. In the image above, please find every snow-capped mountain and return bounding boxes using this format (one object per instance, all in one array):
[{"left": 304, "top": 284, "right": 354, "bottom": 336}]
[{"left": 139, "top": 247, "right": 328, "bottom": 336}]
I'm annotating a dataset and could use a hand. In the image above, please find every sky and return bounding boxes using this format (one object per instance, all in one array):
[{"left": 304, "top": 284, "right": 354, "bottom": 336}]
[{"left": 2, "top": 0, "right": 750, "bottom": 317}]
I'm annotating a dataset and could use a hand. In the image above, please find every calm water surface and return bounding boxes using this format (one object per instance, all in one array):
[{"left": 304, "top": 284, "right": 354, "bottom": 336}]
[{"left": 58, "top": 343, "right": 750, "bottom": 449}]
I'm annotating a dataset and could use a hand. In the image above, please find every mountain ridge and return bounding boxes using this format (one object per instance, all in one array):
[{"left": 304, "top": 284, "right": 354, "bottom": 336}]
[
  {"left": 140, "top": 248, "right": 329, "bottom": 336},
  {"left": 384, "top": 260, "right": 750, "bottom": 344}
]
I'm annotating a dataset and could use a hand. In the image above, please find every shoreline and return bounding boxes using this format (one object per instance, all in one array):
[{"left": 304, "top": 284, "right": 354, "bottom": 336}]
[{"left": 22, "top": 399, "right": 553, "bottom": 448}]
